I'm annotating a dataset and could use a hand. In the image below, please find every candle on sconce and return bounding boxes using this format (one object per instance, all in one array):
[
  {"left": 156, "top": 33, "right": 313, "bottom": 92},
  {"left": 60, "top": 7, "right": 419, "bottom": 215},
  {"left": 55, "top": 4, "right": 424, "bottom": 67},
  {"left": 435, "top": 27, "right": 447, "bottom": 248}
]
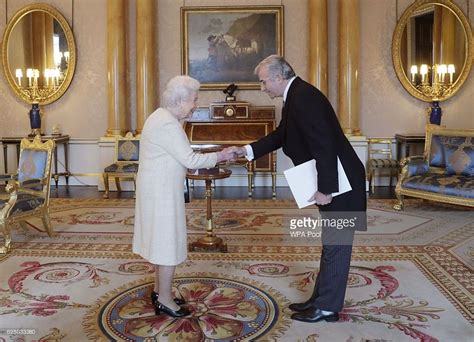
[
  {"left": 438, "top": 64, "right": 447, "bottom": 83},
  {"left": 44, "top": 69, "right": 50, "bottom": 86},
  {"left": 420, "top": 64, "right": 428, "bottom": 83},
  {"left": 448, "top": 64, "right": 455, "bottom": 83},
  {"left": 435, "top": 64, "right": 441, "bottom": 83},
  {"left": 26, "top": 68, "right": 33, "bottom": 87},
  {"left": 410, "top": 65, "right": 418, "bottom": 83},
  {"left": 15, "top": 69, "right": 23, "bottom": 86},
  {"left": 64, "top": 51, "right": 70, "bottom": 62},
  {"left": 32, "top": 69, "right": 40, "bottom": 86}
]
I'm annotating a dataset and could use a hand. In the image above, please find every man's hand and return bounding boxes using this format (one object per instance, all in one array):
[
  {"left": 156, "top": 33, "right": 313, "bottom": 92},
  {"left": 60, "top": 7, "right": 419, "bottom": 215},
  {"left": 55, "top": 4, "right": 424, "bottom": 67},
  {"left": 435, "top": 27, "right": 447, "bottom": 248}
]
[
  {"left": 309, "top": 191, "right": 333, "bottom": 205},
  {"left": 232, "top": 146, "right": 247, "bottom": 157},
  {"left": 216, "top": 147, "right": 238, "bottom": 163}
]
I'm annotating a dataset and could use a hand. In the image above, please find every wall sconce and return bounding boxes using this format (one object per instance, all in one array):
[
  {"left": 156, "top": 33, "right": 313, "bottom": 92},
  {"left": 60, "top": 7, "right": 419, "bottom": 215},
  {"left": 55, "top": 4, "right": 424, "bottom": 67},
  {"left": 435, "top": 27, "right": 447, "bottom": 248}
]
[
  {"left": 409, "top": 63, "right": 455, "bottom": 125},
  {"left": 14, "top": 67, "right": 62, "bottom": 136}
]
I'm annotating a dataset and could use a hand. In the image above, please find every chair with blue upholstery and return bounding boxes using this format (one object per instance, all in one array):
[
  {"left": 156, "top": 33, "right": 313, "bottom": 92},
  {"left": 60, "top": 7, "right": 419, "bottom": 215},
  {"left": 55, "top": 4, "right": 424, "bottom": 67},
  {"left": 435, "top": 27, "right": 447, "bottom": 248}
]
[
  {"left": 103, "top": 132, "right": 140, "bottom": 199},
  {"left": 0, "top": 135, "right": 55, "bottom": 255},
  {"left": 367, "top": 138, "right": 400, "bottom": 192}
]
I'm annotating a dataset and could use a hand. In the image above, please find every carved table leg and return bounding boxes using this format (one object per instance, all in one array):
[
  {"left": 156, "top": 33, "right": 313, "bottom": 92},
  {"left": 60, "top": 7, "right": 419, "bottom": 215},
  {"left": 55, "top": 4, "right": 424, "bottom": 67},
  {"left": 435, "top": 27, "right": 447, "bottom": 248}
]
[{"left": 188, "top": 179, "right": 227, "bottom": 252}]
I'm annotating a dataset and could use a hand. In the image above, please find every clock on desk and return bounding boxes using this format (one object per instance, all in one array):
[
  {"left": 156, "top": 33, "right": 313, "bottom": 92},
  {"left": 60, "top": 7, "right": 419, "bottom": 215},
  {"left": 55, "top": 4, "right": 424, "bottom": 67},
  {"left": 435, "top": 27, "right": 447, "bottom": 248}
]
[{"left": 210, "top": 101, "right": 250, "bottom": 119}]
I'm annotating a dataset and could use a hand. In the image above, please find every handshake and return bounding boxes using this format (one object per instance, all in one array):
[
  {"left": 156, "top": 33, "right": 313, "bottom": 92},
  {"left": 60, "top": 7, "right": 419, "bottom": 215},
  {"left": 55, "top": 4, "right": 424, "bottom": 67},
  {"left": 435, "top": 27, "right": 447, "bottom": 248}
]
[{"left": 216, "top": 146, "right": 247, "bottom": 163}]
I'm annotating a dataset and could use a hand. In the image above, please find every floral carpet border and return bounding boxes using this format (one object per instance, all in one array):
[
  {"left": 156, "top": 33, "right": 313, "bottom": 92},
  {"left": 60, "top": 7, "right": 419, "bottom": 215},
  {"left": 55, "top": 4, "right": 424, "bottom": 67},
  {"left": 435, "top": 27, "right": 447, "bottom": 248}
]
[
  {"left": 4, "top": 244, "right": 472, "bottom": 323},
  {"left": 49, "top": 197, "right": 472, "bottom": 211}
]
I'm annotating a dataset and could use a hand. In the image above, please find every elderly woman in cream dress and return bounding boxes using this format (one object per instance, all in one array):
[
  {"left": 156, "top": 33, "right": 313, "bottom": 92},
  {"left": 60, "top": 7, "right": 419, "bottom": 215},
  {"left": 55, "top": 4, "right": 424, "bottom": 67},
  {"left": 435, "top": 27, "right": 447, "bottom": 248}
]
[{"left": 133, "top": 76, "right": 236, "bottom": 318}]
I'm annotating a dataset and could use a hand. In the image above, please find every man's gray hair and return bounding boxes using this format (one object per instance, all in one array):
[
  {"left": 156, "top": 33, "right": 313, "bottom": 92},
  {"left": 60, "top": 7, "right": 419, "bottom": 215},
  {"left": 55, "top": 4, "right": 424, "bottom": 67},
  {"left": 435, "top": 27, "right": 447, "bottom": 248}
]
[
  {"left": 162, "top": 75, "right": 200, "bottom": 108},
  {"left": 254, "top": 55, "right": 295, "bottom": 80}
]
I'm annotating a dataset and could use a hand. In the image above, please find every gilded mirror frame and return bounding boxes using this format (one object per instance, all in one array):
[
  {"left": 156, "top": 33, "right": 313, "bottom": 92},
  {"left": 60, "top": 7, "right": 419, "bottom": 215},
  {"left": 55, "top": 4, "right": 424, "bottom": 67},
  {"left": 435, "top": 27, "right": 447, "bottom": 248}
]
[
  {"left": 1, "top": 3, "right": 76, "bottom": 105},
  {"left": 392, "top": 0, "right": 473, "bottom": 102}
]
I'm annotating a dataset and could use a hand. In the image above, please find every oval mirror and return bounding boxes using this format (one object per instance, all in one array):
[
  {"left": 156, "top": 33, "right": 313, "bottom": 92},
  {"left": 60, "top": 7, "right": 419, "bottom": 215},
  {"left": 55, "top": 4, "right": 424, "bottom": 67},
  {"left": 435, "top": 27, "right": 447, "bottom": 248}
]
[
  {"left": 1, "top": 4, "right": 76, "bottom": 105},
  {"left": 392, "top": 0, "right": 473, "bottom": 102}
]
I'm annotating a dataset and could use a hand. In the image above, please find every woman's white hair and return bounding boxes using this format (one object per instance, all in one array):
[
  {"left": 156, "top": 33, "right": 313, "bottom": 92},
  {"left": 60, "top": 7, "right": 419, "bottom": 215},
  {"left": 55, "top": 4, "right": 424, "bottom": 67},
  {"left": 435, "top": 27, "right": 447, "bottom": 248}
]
[{"left": 162, "top": 75, "right": 200, "bottom": 108}]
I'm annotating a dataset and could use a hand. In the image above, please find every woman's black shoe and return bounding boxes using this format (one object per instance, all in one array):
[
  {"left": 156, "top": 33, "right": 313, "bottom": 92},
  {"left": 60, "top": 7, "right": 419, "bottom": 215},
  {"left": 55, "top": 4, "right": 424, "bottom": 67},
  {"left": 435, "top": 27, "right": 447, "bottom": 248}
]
[
  {"left": 154, "top": 301, "right": 191, "bottom": 317},
  {"left": 151, "top": 290, "right": 185, "bottom": 306}
]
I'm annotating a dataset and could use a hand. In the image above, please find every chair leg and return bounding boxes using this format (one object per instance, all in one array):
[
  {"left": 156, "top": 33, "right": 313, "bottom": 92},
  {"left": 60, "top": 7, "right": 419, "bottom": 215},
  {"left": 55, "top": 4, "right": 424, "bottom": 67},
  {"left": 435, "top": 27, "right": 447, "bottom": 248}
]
[
  {"left": 0, "top": 223, "right": 11, "bottom": 255},
  {"left": 42, "top": 213, "right": 54, "bottom": 237},
  {"left": 133, "top": 175, "right": 137, "bottom": 199},
  {"left": 103, "top": 174, "right": 109, "bottom": 199},
  {"left": 393, "top": 188, "right": 404, "bottom": 211},
  {"left": 115, "top": 177, "right": 122, "bottom": 192}
]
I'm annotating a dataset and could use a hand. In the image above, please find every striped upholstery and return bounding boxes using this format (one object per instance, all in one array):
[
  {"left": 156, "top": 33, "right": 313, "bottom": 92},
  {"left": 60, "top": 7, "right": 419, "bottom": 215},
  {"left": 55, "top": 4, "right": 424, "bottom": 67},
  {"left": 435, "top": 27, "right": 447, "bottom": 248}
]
[
  {"left": 368, "top": 158, "right": 399, "bottom": 168},
  {"left": 367, "top": 138, "right": 399, "bottom": 191}
]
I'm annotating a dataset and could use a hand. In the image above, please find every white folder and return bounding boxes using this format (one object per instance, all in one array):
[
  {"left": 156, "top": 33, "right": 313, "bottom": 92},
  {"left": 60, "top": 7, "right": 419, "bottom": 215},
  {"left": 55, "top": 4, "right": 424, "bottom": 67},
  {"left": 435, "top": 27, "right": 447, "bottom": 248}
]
[{"left": 283, "top": 158, "right": 352, "bottom": 209}]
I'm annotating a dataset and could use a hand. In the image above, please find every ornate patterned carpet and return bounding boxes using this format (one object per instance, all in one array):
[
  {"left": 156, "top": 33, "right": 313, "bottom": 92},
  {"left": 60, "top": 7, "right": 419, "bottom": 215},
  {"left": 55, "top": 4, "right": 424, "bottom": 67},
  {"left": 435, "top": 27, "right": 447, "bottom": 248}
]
[{"left": 0, "top": 198, "right": 472, "bottom": 341}]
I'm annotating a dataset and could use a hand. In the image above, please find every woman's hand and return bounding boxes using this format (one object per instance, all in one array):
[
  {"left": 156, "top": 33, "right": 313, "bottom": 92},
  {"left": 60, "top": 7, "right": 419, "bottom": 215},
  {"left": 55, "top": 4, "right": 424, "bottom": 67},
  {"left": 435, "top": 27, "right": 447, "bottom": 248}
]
[{"left": 216, "top": 147, "right": 238, "bottom": 163}]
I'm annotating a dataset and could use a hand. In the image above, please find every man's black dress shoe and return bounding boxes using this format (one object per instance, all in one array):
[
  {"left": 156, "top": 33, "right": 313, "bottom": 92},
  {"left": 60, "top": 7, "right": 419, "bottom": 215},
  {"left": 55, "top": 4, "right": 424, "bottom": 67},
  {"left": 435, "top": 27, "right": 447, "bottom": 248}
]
[
  {"left": 289, "top": 301, "right": 315, "bottom": 312},
  {"left": 151, "top": 290, "right": 185, "bottom": 306},
  {"left": 154, "top": 301, "right": 191, "bottom": 317},
  {"left": 291, "top": 308, "right": 339, "bottom": 323}
]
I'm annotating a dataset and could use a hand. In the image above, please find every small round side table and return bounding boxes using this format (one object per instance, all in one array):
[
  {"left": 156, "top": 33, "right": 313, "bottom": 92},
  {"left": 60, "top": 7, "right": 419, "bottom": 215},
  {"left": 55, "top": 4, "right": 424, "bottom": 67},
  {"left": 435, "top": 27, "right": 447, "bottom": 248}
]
[{"left": 186, "top": 168, "right": 232, "bottom": 252}]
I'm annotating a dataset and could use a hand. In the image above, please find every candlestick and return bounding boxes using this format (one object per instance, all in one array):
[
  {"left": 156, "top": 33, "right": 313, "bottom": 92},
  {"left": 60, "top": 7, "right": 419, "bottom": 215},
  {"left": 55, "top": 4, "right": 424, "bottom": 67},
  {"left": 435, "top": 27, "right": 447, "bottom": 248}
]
[
  {"left": 448, "top": 64, "right": 455, "bottom": 84},
  {"left": 26, "top": 68, "right": 33, "bottom": 87},
  {"left": 420, "top": 64, "right": 428, "bottom": 83},
  {"left": 15, "top": 68, "right": 23, "bottom": 86},
  {"left": 410, "top": 65, "right": 417, "bottom": 83}
]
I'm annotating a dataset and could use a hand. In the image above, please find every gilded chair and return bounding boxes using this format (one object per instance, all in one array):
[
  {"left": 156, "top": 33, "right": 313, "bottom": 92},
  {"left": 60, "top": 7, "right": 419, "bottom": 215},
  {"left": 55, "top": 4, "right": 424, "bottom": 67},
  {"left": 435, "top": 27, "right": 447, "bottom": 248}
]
[
  {"left": 103, "top": 132, "right": 140, "bottom": 199},
  {"left": 367, "top": 138, "right": 400, "bottom": 192},
  {"left": 0, "top": 135, "right": 55, "bottom": 255}
]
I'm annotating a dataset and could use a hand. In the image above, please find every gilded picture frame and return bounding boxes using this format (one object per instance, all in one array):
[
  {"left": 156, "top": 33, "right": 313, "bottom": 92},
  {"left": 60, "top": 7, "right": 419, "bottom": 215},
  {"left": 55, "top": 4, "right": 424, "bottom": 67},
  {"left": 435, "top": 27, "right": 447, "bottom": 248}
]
[{"left": 181, "top": 6, "right": 284, "bottom": 90}]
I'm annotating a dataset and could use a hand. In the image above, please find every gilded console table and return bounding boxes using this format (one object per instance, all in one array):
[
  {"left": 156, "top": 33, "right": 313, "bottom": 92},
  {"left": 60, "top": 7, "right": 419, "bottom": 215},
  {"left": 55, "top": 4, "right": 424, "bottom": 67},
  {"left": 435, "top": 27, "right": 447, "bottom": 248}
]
[
  {"left": 1, "top": 135, "right": 70, "bottom": 187},
  {"left": 183, "top": 103, "right": 277, "bottom": 197}
]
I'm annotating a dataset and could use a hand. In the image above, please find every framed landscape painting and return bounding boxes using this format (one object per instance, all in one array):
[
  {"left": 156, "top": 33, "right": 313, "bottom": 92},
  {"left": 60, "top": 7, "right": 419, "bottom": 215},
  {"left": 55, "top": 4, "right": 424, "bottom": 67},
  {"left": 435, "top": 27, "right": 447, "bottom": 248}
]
[{"left": 181, "top": 6, "right": 284, "bottom": 90}]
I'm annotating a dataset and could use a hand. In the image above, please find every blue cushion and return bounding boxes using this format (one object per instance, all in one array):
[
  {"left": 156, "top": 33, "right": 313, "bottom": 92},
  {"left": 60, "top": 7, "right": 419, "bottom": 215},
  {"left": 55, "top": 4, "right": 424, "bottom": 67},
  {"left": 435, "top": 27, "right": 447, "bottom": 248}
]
[
  {"left": 104, "top": 163, "right": 139, "bottom": 173},
  {"left": 10, "top": 192, "right": 45, "bottom": 214},
  {"left": 407, "top": 159, "right": 429, "bottom": 177},
  {"left": 403, "top": 174, "right": 474, "bottom": 199},
  {"left": 443, "top": 137, "right": 474, "bottom": 177},
  {"left": 429, "top": 135, "right": 445, "bottom": 167},
  {"left": 17, "top": 150, "right": 47, "bottom": 182}
]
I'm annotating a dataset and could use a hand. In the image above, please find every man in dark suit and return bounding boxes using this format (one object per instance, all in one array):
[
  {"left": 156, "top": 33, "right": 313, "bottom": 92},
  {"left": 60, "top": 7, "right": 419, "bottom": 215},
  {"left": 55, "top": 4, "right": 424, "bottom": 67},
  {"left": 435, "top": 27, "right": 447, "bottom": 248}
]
[{"left": 233, "top": 55, "right": 367, "bottom": 323}]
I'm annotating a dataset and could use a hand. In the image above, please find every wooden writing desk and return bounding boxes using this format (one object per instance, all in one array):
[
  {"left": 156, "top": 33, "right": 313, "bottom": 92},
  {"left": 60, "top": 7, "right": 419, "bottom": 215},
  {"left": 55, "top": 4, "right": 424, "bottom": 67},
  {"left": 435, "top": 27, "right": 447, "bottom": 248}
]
[
  {"left": 183, "top": 104, "right": 277, "bottom": 197},
  {"left": 1, "top": 135, "right": 70, "bottom": 187}
]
